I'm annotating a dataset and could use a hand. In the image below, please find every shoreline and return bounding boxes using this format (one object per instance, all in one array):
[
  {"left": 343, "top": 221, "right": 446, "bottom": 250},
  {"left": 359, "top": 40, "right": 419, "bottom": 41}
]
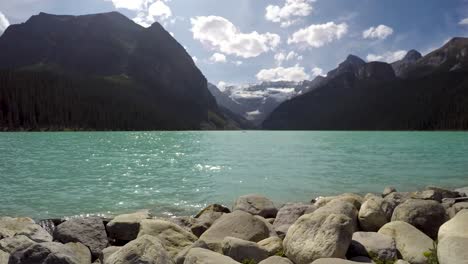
[{"left": 1, "top": 185, "right": 468, "bottom": 263}]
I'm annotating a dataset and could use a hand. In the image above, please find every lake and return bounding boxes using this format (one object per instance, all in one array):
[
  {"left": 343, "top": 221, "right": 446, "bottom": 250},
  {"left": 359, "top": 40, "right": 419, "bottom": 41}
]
[{"left": 1, "top": 131, "right": 467, "bottom": 219}]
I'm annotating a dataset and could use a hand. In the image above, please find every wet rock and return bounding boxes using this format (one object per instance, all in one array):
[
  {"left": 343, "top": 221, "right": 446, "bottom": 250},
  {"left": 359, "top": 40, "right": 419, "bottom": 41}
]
[
  {"left": 198, "top": 210, "right": 271, "bottom": 252},
  {"left": 106, "top": 211, "right": 149, "bottom": 242},
  {"left": 183, "top": 247, "right": 240, "bottom": 264},
  {"left": 283, "top": 212, "right": 354, "bottom": 264},
  {"left": 378, "top": 221, "right": 433, "bottom": 264},
  {"left": 273, "top": 203, "right": 316, "bottom": 236},
  {"left": 257, "top": 236, "right": 283, "bottom": 255},
  {"left": 54, "top": 217, "right": 108, "bottom": 259},
  {"left": 391, "top": 199, "right": 446, "bottom": 239},
  {"left": 347, "top": 232, "right": 397, "bottom": 261},
  {"left": 222, "top": 236, "right": 270, "bottom": 263},
  {"left": 106, "top": 235, "right": 174, "bottom": 264},
  {"left": 137, "top": 219, "right": 197, "bottom": 257},
  {"left": 233, "top": 195, "right": 278, "bottom": 218},
  {"left": 437, "top": 209, "right": 468, "bottom": 264}
]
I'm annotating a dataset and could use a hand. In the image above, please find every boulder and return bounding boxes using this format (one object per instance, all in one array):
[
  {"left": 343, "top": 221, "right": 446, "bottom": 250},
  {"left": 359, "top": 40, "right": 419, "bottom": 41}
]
[
  {"left": 425, "top": 186, "right": 461, "bottom": 201},
  {"left": 273, "top": 203, "right": 316, "bottom": 236},
  {"left": 394, "top": 261, "right": 410, "bottom": 264},
  {"left": 257, "top": 236, "right": 283, "bottom": 255},
  {"left": 174, "top": 240, "right": 209, "bottom": 264},
  {"left": 168, "top": 217, "right": 198, "bottom": 233},
  {"left": 254, "top": 215, "right": 278, "bottom": 238},
  {"left": 222, "top": 237, "right": 270, "bottom": 263},
  {"left": 137, "top": 219, "right": 197, "bottom": 257},
  {"left": 358, "top": 197, "right": 394, "bottom": 232},
  {"left": 314, "top": 200, "right": 358, "bottom": 232},
  {"left": 315, "top": 193, "right": 363, "bottom": 210},
  {"left": 106, "top": 211, "right": 149, "bottom": 241},
  {"left": 191, "top": 205, "right": 229, "bottom": 237},
  {"left": 194, "top": 204, "right": 230, "bottom": 218},
  {"left": 106, "top": 235, "right": 174, "bottom": 264},
  {"left": 447, "top": 202, "right": 468, "bottom": 218},
  {"left": 183, "top": 247, "right": 240, "bottom": 264},
  {"left": 0, "top": 235, "right": 35, "bottom": 254},
  {"left": 233, "top": 195, "right": 278, "bottom": 218},
  {"left": 347, "top": 232, "right": 397, "bottom": 261},
  {"left": 0, "top": 249, "right": 9, "bottom": 264},
  {"left": 198, "top": 210, "right": 271, "bottom": 252},
  {"left": 0, "top": 217, "right": 52, "bottom": 242},
  {"left": 54, "top": 217, "right": 108, "bottom": 259},
  {"left": 391, "top": 199, "right": 446, "bottom": 239},
  {"left": 283, "top": 212, "right": 354, "bottom": 264},
  {"left": 378, "top": 221, "right": 433, "bottom": 264},
  {"left": 99, "top": 246, "right": 121, "bottom": 263},
  {"left": 437, "top": 209, "right": 468, "bottom": 264},
  {"left": 382, "top": 187, "right": 397, "bottom": 197},
  {"left": 455, "top": 187, "right": 468, "bottom": 196},
  {"left": 259, "top": 256, "right": 293, "bottom": 264},
  {"left": 383, "top": 192, "right": 411, "bottom": 207},
  {"left": 9, "top": 241, "right": 92, "bottom": 264},
  {"left": 311, "top": 259, "right": 364, "bottom": 264},
  {"left": 364, "top": 193, "right": 380, "bottom": 201}
]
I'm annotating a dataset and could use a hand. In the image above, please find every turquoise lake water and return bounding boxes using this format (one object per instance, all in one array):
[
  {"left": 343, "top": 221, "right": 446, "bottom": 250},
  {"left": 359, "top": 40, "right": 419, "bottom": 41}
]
[{"left": 1, "top": 131, "right": 468, "bottom": 219}]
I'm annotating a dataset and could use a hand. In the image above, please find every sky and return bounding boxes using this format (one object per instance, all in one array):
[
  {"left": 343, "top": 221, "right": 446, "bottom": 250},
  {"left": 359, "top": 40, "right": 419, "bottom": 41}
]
[{"left": 0, "top": 0, "right": 467, "bottom": 87}]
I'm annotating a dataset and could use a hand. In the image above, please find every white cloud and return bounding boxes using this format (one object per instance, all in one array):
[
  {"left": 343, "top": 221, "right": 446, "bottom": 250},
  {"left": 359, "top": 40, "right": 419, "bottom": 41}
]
[
  {"left": 108, "top": 0, "right": 173, "bottom": 27},
  {"left": 288, "top": 22, "right": 348, "bottom": 48},
  {"left": 256, "top": 65, "right": 310, "bottom": 82},
  {"left": 265, "top": 0, "right": 316, "bottom": 27},
  {"left": 234, "top": 61, "right": 243, "bottom": 66},
  {"left": 311, "top": 67, "right": 324, "bottom": 77},
  {"left": 363, "top": 25, "right": 394, "bottom": 40},
  {"left": 366, "top": 50, "right": 407, "bottom": 63},
  {"left": 106, "top": 0, "right": 146, "bottom": 11},
  {"left": 192, "top": 56, "right": 198, "bottom": 63},
  {"left": 0, "top": 11, "right": 10, "bottom": 34},
  {"left": 275, "top": 51, "right": 303, "bottom": 65},
  {"left": 459, "top": 18, "right": 468, "bottom": 25},
  {"left": 210, "top": 53, "right": 227, "bottom": 63},
  {"left": 217, "top": 81, "right": 228, "bottom": 92},
  {"left": 148, "top": 0, "right": 172, "bottom": 21},
  {"left": 190, "top": 16, "right": 281, "bottom": 58}
]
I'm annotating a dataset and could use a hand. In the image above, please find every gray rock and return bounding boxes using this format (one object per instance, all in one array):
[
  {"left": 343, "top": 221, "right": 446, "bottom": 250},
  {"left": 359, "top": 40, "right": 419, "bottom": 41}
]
[
  {"left": 259, "top": 256, "right": 293, "bottom": 264},
  {"left": 383, "top": 192, "right": 411, "bottom": 207},
  {"left": 382, "top": 187, "right": 396, "bottom": 197},
  {"left": 194, "top": 204, "right": 230, "bottom": 218},
  {"left": 99, "top": 246, "right": 121, "bottom": 264},
  {"left": 191, "top": 205, "right": 229, "bottom": 237},
  {"left": 137, "top": 219, "right": 197, "bottom": 258},
  {"left": 0, "top": 235, "right": 35, "bottom": 254},
  {"left": 447, "top": 202, "right": 468, "bottom": 218},
  {"left": 311, "top": 259, "right": 364, "bottom": 264},
  {"left": 394, "top": 261, "right": 410, "bottom": 264},
  {"left": 391, "top": 199, "right": 446, "bottom": 239},
  {"left": 54, "top": 217, "right": 108, "bottom": 259},
  {"left": 0, "top": 217, "right": 52, "bottom": 242},
  {"left": 358, "top": 197, "right": 393, "bottom": 232},
  {"left": 425, "top": 186, "right": 461, "bottom": 201},
  {"left": 378, "top": 221, "right": 433, "bottom": 264},
  {"left": 349, "top": 256, "right": 374, "bottom": 263},
  {"left": 168, "top": 217, "right": 198, "bottom": 233},
  {"left": 233, "top": 195, "right": 278, "bottom": 218},
  {"left": 437, "top": 209, "right": 468, "bottom": 264},
  {"left": 315, "top": 193, "right": 363, "bottom": 210},
  {"left": 314, "top": 200, "right": 358, "bottom": 232},
  {"left": 174, "top": 241, "right": 209, "bottom": 264},
  {"left": 198, "top": 210, "right": 271, "bottom": 252},
  {"left": 106, "top": 211, "right": 149, "bottom": 241},
  {"left": 347, "top": 232, "right": 397, "bottom": 261},
  {"left": 0, "top": 249, "right": 9, "bottom": 264},
  {"left": 183, "top": 247, "right": 240, "bottom": 264},
  {"left": 455, "top": 187, "right": 468, "bottom": 197},
  {"left": 283, "top": 212, "right": 354, "bottom": 264},
  {"left": 273, "top": 203, "right": 316, "bottom": 236},
  {"left": 257, "top": 236, "right": 283, "bottom": 255},
  {"left": 222, "top": 237, "right": 270, "bottom": 263},
  {"left": 106, "top": 235, "right": 174, "bottom": 264},
  {"left": 9, "top": 241, "right": 92, "bottom": 264}
]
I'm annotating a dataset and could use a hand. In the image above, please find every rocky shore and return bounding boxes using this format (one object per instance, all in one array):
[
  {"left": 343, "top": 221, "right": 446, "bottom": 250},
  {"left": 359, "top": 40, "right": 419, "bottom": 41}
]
[{"left": 1, "top": 186, "right": 468, "bottom": 264}]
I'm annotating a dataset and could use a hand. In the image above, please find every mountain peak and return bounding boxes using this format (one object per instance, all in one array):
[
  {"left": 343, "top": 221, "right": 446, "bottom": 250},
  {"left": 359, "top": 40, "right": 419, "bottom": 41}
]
[
  {"left": 327, "top": 54, "right": 365, "bottom": 78},
  {"left": 403, "top": 50, "right": 422, "bottom": 62},
  {"left": 345, "top": 54, "right": 366, "bottom": 64}
]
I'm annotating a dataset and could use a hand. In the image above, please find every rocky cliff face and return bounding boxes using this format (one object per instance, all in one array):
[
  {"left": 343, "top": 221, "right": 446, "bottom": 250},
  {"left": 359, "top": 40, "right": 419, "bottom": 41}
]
[
  {"left": 0, "top": 12, "right": 226, "bottom": 130},
  {"left": 263, "top": 41, "right": 468, "bottom": 130}
]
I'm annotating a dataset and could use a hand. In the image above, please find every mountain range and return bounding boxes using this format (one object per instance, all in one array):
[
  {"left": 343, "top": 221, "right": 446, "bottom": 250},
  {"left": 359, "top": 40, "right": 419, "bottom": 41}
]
[
  {"left": 0, "top": 12, "right": 243, "bottom": 131},
  {"left": 1, "top": 11, "right": 468, "bottom": 131},
  {"left": 262, "top": 37, "right": 468, "bottom": 130}
]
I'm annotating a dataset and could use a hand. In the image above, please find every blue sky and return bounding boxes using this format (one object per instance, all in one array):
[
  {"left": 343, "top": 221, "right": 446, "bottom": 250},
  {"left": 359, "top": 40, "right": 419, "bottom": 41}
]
[{"left": 0, "top": 0, "right": 467, "bottom": 87}]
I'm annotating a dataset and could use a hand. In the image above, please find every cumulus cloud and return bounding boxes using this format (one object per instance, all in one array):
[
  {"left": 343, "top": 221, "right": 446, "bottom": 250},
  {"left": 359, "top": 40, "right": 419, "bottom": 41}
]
[
  {"left": 363, "top": 25, "right": 394, "bottom": 40},
  {"left": 256, "top": 65, "right": 310, "bottom": 82},
  {"left": 459, "top": 18, "right": 468, "bottom": 25},
  {"left": 265, "top": 0, "right": 315, "bottom": 27},
  {"left": 108, "top": 0, "right": 173, "bottom": 27},
  {"left": 274, "top": 51, "right": 303, "bottom": 66},
  {"left": 311, "top": 67, "right": 324, "bottom": 77},
  {"left": 106, "top": 0, "right": 146, "bottom": 11},
  {"left": 288, "top": 22, "right": 348, "bottom": 48},
  {"left": 210, "top": 53, "right": 227, "bottom": 63},
  {"left": 191, "top": 16, "right": 280, "bottom": 58},
  {"left": 0, "top": 11, "right": 10, "bottom": 34},
  {"left": 366, "top": 50, "right": 407, "bottom": 63}
]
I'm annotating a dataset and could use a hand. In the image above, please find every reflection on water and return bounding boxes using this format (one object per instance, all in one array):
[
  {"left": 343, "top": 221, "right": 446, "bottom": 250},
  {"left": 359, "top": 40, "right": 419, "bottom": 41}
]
[{"left": 0, "top": 131, "right": 468, "bottom": 219}]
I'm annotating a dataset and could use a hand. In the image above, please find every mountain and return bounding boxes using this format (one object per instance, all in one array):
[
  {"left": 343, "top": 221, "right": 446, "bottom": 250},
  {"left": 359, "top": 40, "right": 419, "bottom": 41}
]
[
  {"left": 208, "top": 81, "right": 311, "bottom": 126},
  {"left": 0, "top": 12, "right": 230, "bottom": 131},
  {"left": 263, "top": 38, "right": 468, "bottom": 130},
  {"left": 391, "top": 49, "right": 422, "bottom": 77}
]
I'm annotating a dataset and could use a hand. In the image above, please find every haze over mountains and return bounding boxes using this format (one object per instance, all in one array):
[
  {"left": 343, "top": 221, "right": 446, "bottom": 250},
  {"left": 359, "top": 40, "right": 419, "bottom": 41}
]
[{"left": 0, "top": 11, "right": 468, "bottom": 131}]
